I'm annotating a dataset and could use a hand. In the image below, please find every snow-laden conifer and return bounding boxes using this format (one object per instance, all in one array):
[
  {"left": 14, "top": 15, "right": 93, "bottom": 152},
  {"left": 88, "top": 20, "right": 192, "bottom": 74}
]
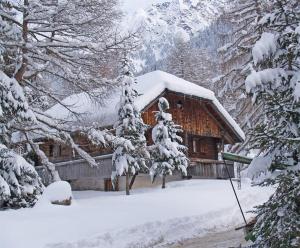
[
  {"left": 150, "top": 97, "right": 188, "bottom": 189},
  {"left": 0, "top": 71, "right": 43, "bottom": 208},
  {"left": 0, "top": 144, "right": 43, "bottom": 209},
  {"left": 245, "top": 1, "right": 300, "bottom": 246},
  {"left": 249, "top": 171, "right": 300, "bottom": 247},
  {"left": 111, "top": 59, "right": 150, "bottom": 195}
]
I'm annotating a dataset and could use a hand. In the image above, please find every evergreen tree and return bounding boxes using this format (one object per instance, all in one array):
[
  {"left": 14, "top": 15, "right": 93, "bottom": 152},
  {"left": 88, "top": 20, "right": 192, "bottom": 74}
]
[
  {"left": 150, "top": 97, "right": 188, "bottom": 189},
  {"left": 0, "top": 144, "right": 43, "bottom": 209},
  {"left": 249, "top": 171, "right": 300, "bottom": 247},
  {"left": 111, "top": 59, "right": 150, "bottom": 195},
  {"left": 0, "top": 71, "right": 43, "bottom": 209},
  {"left": 245, "top": 1, "right": 300, "bottom": 246}
]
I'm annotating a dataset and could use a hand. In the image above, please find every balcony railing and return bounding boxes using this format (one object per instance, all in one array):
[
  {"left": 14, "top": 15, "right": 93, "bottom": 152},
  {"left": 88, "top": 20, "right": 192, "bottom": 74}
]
[{"left": 188, "top": 158, "right": 234, "bottom": 179}]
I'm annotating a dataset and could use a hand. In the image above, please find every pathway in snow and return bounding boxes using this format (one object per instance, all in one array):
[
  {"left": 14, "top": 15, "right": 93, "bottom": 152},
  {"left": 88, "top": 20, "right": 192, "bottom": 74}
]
[{"left": 163, "top": 228, "right": 249, "bottom": 248}]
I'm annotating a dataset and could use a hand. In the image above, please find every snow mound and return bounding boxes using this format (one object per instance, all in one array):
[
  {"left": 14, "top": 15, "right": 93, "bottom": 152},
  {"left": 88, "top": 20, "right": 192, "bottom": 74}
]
[{"left": 36, "top": 181, "right": 72, "bottom": 207}]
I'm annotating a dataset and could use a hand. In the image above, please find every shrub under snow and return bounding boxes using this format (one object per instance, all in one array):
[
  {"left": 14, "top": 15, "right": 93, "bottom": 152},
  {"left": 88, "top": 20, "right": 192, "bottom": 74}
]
[
  {"left": 36, "top": 181, "right": 72, "bottom": 207},
  {"left": 0, "top": 144, "right": 43, "bottom": 209}
]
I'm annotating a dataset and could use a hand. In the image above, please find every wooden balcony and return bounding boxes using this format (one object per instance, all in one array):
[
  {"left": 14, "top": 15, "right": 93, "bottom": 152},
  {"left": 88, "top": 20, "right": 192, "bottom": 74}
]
[{"left": 188, "top": 158, "right": 234, "bottom": 179}]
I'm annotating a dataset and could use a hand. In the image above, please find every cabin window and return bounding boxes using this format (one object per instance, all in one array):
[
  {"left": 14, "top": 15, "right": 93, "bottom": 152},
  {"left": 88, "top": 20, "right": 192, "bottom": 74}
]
[
  {"left": 199, "top": 140, "right": 208, "bottom": 154},
  {"left": 49, "top": 144, "right": 61, "bottom": 157},
  {"left": 176, "top": 100, "right": 183, "bottom": 109},
  {"left": 49, "top": 144, "right": 54, "bottom": 157},
  {"left": 53, "top": 144, "right": 62, "bottom": 157},
  {"left": 192, "top": 139, "right": 197, "bottom": 153}
]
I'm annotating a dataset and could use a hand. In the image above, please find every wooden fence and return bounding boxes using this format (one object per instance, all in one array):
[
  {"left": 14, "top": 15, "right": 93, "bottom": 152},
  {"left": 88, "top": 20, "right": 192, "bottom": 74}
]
[{"left": 36, "top": 154, "right": 113, "bottom": 185}]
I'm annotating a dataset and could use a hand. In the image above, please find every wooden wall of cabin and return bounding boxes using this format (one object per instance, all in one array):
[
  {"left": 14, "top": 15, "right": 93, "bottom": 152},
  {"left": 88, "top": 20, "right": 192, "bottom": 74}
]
[
  {"left": 141, "top": 91, "right": 222, "bottom": 139},
  {"left": 142, "top": 92, "right": 222, "bottom": 161},
  {"left": 39, "top": 134, "right": 112, "bottom": 163}
]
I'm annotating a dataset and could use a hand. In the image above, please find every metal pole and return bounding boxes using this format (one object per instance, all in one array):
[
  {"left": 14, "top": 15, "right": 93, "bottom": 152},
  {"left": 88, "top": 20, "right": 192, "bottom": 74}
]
[{"left": 222, "top": 156, "right": 247, "bottom": 226}]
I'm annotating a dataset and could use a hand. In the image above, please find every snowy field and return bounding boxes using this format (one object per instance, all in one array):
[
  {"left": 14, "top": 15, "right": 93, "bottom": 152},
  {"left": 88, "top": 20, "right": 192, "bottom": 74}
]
[{"left": 0, "top": 179, "right": 274, "bottom": 248}]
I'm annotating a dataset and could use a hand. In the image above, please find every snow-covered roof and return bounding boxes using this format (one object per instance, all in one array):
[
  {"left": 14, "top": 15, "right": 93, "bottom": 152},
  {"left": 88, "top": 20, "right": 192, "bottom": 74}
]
[{"left": 46, "top": 71, "right": 245, "bottom": 141}]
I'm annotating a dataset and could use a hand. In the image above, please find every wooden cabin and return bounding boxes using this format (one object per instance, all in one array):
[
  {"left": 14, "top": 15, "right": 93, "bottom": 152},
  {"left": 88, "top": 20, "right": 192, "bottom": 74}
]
[{"left": 36, "top": 71, "right": 244, "bottom": 190}]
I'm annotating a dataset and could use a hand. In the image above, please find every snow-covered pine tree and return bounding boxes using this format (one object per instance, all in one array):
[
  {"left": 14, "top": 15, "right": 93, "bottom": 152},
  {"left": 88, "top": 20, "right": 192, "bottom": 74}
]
[
  {"left": 0, "top": 71, "right": 43, "bottom": 209},
  {"left": 245, "top": 1, "right": 300, "bottom": 246},
  {"left": 0, "top": 144, "right": 43, "bottom": 209},
  {"left": 249, "top": 171, "right": 300, "bottom": 247},
  {"left": 150, "top": 97, "right": 188, "bottom": 189},
  {"left": 0, "top": 0, "right": 136, "bottom": 183},
  {"left": 111, "top": 59, "right": 150, "bottom": 195}
]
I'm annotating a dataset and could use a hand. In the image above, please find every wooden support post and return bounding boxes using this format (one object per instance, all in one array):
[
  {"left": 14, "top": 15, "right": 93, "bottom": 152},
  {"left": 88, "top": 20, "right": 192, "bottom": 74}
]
[
  {"left": 126, "top": 173, "right": 130, "bottom": 195},
  {"left": 162, "top": 175, "right": 166, "bottom": 189}
]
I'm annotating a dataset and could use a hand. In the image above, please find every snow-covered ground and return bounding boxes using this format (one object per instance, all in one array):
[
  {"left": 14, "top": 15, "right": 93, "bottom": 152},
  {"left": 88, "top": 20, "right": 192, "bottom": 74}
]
[{"left": 0, "top": 179, "right": 274, "bottom": 248}]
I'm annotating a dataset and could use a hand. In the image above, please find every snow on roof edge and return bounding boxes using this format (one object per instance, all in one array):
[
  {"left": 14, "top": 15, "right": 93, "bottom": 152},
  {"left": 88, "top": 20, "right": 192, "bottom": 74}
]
[
  {"left": 135, "top": 71, "right": 245, "bottom": 141},
  {"left": 45, "top": 70, "right": 245, "bottom": 141}
]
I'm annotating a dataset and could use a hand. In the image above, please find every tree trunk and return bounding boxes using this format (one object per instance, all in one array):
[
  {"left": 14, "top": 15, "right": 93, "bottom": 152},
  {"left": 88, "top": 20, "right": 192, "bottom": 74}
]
[
  {"left": 126, "top": 173, "right": 130, "bottom": 195},
  {"left": 162, "top": 175, "right": 166, "bottom": 189},
  {"left": 129, "top": 172, "right": 138, "bottom": 190},
  {"left": 15, "top": 0, "right": 29, "bottom": 83}
]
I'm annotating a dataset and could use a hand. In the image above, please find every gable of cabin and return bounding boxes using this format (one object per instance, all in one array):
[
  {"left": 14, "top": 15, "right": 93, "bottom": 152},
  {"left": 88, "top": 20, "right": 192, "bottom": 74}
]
[{"left": 141, "top": 90, "right": 240, "bottom": 161}]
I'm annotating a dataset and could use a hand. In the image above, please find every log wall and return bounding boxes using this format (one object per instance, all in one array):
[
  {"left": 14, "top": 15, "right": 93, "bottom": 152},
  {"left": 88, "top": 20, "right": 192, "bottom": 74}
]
[{"left": 142, "top": 91, "right": 222, "bottom": 138}]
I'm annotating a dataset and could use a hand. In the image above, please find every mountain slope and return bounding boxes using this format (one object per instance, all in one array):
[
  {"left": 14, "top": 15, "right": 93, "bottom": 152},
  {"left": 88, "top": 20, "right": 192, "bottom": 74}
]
[{"left": 121, "top": 0, "right": 230, "bottom": 70}]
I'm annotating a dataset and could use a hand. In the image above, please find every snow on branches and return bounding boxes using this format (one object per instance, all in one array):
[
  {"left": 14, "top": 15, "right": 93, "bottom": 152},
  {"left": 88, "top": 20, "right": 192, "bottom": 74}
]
[
  {"left": 246, "top": 0, "right": 300, "bottom": 170},
  {"left": 150, "top": 97, "right": 188, "bottom": 188},
  {"left": 0, "top": 144, "right": 43, "bottom": 209},
  {"left": 244, "top": 1, "right": 300, "bottom": 247},
  {"left": 249, "top": 171, "right": 300, "bottom": 247},
  {"left": 111, "top": 61, "right": 149, "bottom": 194}
]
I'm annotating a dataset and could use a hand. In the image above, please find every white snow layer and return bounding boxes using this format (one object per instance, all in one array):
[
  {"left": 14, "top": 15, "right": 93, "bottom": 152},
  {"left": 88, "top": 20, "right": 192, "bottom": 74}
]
[
  {"left": 252, "top": 32, "right": 277, "bottom": 65},
  {"left": 35, "top": 181, "right": 72, "bottom": 207},
  {"left": 46, "top": 71, "right": 245, "bottom": 140},
  {"left": 246, "top": 156, "right": 273, "bottom": 181},
  {"left": 0, "top": 179, "right": 274, "bottom": 248},
  {"left": 245, "top": 68, "right": 286, "bottom": 93}
]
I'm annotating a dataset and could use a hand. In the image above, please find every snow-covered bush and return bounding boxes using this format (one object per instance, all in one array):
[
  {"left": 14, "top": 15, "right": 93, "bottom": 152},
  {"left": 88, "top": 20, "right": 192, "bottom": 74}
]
[
  {"left": 112, "top": 59, "right": 150, "bottom": 195},
  {"left": 36, "top": 181, "right": 72, "bottom": 207},
  {"left": 0, "top": 144, "right": 43, "bottom": 209},
  {"left": 150, "top": 97, "right": 188, "bottom": 188}
]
